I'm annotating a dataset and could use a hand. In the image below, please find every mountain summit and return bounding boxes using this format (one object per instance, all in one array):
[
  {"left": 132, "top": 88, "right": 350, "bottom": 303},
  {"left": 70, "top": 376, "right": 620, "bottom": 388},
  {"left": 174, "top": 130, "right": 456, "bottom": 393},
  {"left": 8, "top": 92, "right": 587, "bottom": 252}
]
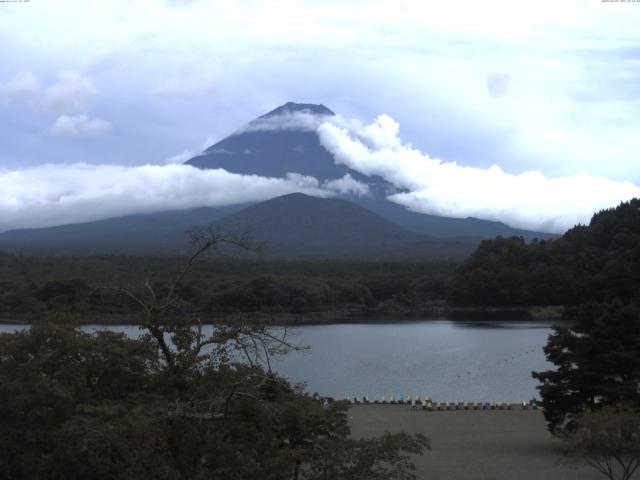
[
  {"left": 259, "top": 102, "right": 334, "bottom": 118},
  {"left": 186, "top": 102, "right": 349, "bottom": 181}
]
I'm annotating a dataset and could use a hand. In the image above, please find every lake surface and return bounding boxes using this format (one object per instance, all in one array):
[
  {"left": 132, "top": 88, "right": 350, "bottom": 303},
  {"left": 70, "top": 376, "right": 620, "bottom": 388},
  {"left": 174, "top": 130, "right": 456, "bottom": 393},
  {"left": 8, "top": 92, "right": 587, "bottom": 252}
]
[{"left": 0, "top": 319, "right": 556, "bottom": 403}]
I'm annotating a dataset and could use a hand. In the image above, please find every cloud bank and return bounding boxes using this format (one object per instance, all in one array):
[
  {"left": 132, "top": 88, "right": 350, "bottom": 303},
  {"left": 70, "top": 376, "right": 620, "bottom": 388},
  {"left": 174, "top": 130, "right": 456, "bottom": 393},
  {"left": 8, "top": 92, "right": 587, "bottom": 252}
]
[
  {"left": 0, "top": 164, "right": 366, "bottom": 232},
  {"left": 44, "top": 71, "right": 97, "bottom": 113},
  {"left": 4, "top": 108, "right": 633, "bottom": 236},
  {"left": 318, "top": 115, "right": 640, "bottom": 233},
  {"left": 0, "top": 70, "right": 98, "bottom": 113},
  {"left": 0, "top": 70, "right": 111, "bottom": 142}
]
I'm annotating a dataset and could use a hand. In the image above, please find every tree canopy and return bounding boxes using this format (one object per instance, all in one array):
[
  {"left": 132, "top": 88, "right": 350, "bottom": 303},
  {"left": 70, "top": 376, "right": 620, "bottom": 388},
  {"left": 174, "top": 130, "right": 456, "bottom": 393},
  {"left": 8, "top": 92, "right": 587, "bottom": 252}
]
[
  {"left": 533, "top": 302, "right": 640, "bottom": 433},
  {"left": 0, "top": 230, "right": 429, "bottom": 479},
  {"left": 450, "top": 198, "right": 640, "bottom": 307}
]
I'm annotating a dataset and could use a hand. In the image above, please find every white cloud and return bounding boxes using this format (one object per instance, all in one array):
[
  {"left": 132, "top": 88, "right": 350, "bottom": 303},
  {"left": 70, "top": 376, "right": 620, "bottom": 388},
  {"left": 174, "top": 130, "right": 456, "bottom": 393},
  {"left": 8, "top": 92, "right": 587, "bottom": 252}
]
[
  {"left": 0, "top": 70, "right": 111, "bottom": 140},
  {"left": 0, "top": 71, "right": 41, "bottom": 104},
  {"left": 318, "top": 115, "right": 640, "bottom": 233},
  {"left": 279, "top": 172, "right": 370, "bottom": 197},
  {"left": 282, "top": 172, "right": 321, "bottom": 189},
  {"left": 165, "top": 149, "right": 195, "bottom": 164},
  {"left": 44, "top": 71, "right": 97, "bottom": 113},
  {"left": 322, "top": 174, "right": 370, "bottom": 197},
  {"left": 0, "top": 164, "right": 349, "bottom": 232},
  {"left": 237, "top": 112, "right": 334, "bottom": 134},
  {"left": 200, "top": 135, "right": 215, "bottom": 150},
  {"left": 165, "top": 135, "right": 216, "bottom": 164},
  {"left": 49, "top": 114, "right": 112, "bottom": 137},
  {"left": 0, "top": 70, "right": 97, "bottom": 112}
]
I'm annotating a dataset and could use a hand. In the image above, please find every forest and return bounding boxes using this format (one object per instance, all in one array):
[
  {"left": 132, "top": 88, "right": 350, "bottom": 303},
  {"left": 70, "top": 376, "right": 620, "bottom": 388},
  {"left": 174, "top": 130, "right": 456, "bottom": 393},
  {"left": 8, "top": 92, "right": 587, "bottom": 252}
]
[
  {"left": 449, "top": 199, "right": 640, "bottom": 308},
  {"left": 2, "top": 200, "right": 639, "bottom": 324},
  {"left": 0, "top": 255, "right": 455, "bottom": 323}
]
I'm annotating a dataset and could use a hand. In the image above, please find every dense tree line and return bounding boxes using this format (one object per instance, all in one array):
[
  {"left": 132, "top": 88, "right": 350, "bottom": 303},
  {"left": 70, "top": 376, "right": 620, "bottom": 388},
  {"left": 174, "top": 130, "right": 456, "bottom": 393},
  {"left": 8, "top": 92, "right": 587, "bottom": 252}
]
[
  {"left": 0, "top": 256, "right": 454, "bottom": 321},
  {"left": 450, "top": 199, "right": 640, "bottom": 307}
]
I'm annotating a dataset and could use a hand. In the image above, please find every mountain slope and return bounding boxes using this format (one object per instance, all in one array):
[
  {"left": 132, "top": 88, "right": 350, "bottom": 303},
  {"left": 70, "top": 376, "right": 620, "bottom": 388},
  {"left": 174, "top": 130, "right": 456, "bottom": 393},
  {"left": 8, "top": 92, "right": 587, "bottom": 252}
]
[
  {"left": 212, "top": 193, "right": 479, "bottom": 258},
  {"left": 187, "top": 102, "right": 362, "bottom": 182},
  {"left": 215, "top": 192, "right": 409, "bottom": 247},
  {"left": 187, "top": 101, "right": 554, "bottom": 240},
  {"left": 0, "top": 194, "right": 480, "bottom": 259},
  {"left": 0, "top": 205, "right": 244, "bottom": 253},
  {"left": 351, "top": 196, "right": 553, "bottom": 239}
]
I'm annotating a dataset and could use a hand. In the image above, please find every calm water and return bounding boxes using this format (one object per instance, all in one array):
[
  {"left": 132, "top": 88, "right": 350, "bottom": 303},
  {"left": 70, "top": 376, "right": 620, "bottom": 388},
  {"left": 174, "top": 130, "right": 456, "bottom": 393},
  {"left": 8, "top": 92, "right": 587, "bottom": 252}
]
[{"left": 0, "top": 319, "right": 556, "bottom": 403}]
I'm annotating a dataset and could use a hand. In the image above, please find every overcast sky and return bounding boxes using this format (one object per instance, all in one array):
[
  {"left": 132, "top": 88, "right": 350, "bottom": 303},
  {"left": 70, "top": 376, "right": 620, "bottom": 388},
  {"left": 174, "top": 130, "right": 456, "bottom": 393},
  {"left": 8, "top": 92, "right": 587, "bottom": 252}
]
[{"left": 1, "top": 0, "right": 639, "bottom": 231}]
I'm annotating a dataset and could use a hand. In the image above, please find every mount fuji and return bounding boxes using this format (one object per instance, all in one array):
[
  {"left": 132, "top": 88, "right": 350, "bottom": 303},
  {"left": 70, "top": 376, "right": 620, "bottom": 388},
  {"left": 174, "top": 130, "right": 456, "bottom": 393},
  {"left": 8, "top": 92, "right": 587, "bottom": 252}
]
[{"left": 0, "top": 102, "right": 552, "bottom": 257}]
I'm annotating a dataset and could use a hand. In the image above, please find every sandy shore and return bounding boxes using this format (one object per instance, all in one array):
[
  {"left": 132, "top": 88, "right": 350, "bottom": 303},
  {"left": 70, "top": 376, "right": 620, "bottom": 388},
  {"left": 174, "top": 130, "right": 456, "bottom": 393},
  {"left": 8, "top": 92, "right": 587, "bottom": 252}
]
[{"left": 348, "top": 405, "right": 603, "bottom": 480}]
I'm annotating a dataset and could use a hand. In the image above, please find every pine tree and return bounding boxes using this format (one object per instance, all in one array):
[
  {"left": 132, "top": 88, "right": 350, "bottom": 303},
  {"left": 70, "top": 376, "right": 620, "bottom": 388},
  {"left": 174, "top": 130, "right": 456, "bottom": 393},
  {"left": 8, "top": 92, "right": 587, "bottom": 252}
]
[{"left": 533, "top": 301, "right": 640, "bottom": 433}]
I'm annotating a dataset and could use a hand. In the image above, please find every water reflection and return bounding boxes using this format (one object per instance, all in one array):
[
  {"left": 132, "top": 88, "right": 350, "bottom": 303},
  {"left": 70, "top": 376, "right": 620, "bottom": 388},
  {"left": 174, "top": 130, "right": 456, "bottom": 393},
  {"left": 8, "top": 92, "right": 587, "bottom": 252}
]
[{"left": 451, "top": 320, "right": 561, "bottom": 330}]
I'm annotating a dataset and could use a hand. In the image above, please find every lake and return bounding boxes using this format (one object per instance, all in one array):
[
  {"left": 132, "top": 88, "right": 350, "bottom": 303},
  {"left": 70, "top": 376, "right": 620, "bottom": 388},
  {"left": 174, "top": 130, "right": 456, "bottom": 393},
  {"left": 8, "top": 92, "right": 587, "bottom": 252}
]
[{"left": 0, "top": 319, "right": 556, "bottom": 403}]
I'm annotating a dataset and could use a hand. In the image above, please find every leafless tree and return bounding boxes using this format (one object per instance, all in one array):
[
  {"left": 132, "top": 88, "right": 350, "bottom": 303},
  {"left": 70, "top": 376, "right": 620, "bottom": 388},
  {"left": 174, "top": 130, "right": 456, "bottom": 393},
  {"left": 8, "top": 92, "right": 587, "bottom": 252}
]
[{"left": 95, "top": 225, "right": 303, "bottom": 381}]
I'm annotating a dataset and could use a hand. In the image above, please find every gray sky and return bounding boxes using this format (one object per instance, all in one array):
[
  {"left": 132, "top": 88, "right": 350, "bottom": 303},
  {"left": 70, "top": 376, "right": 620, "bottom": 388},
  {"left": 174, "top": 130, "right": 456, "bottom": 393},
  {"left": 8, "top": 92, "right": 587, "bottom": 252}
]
[{"left": 1, "top": 0, "right": 639, "bottom": 231}]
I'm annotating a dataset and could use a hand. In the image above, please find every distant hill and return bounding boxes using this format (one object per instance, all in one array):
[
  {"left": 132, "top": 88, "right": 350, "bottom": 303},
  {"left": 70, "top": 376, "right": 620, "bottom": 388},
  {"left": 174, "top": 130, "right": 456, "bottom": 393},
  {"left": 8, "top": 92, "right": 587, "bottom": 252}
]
[
  {"left": 187, "top": 101, "right": 554, "bottom": 240},
  {"left": 351, "top": 195, "right": 551, "bottom": 239},
  {"left": 450, "top": 198, "right": 640, "bottom": 306},
  {"left": 0, "top": 205, "right": 244, "bottom": 254},
  {"left": 213, "top": 193, "right": 479, "bottom": 258},
  {"left": 216, "top": 193, "right": 410, "bottom": 245},
  {"left": 0, "top": 193, "right": 480, "bottom": 259}
]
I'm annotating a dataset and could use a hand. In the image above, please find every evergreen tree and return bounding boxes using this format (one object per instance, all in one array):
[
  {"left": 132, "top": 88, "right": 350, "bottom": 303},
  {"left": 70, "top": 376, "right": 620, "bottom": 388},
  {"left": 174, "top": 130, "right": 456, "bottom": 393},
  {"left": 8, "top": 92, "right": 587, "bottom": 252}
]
[
  {"left": 533, "top": 302, "right": 640, "bottom": 433},
  {"left": 450, "top": 198, "right": 640, "bottom": 307}
]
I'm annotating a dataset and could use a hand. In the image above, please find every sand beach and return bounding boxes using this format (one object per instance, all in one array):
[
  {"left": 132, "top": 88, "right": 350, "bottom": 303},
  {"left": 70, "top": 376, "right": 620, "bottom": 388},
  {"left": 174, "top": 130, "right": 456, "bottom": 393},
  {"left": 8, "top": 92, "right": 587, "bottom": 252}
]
[{"left": 349, "top": 405, "right": 606, "bottom": 480}]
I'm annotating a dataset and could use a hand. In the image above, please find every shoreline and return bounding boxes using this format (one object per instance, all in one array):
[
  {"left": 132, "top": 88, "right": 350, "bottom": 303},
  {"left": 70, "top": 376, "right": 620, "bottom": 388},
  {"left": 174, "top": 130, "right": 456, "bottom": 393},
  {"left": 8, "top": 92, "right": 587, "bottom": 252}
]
[{"left": 0, "top": 305, "right": 566, "bottom": 326}]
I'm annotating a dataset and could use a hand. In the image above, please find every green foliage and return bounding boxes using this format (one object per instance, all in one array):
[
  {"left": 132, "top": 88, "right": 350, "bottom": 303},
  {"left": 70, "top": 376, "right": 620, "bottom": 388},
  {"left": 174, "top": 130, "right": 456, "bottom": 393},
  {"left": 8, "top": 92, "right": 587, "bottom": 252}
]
[
  {"left": 532, "top": 302, "right": 640, "bottom": 433},
  {"left": 0, "top": 235, "right": 429, "bottom": 479},
  {"left": 450, "top": 199, "right": 640, "bottom": 306},
  {"left": 0, "top": 256, "right": 454, "bottom": 321},
  {"left": 0, "top": 322, "right": 428, "bottom": 480},
  {"left": 0, "top": 324, "right": 159, "bottom": 479}
]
